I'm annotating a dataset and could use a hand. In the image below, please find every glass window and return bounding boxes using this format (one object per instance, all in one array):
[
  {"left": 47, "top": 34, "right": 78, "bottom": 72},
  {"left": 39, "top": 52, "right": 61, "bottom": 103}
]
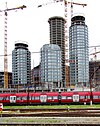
[
  {"left": 34, "top": 96, "right": 39, "bottom": 100},
  {"left": 53, "top": 96, "right": 58, "bottom": 99},
  {"left": 48, "top": 96, "right": 52, "bottom": 100},
  {"left": 61, "top": 96, "right": 66, "bottom": 99},
  {"left": 67, "top": 96, "right": 72, "bottom": 99},
  {"left": 93, "top": 96, "right": 99, "bottom": 99}
]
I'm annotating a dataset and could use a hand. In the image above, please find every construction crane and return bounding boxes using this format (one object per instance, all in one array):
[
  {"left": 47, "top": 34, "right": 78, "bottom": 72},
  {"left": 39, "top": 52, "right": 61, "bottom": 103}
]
[
  {"left": 90, "top": 47, "right": 100, "bottom": 61},
  {"left": 90, "top": 47, "right": 100, "bottom": 86},
  {"left": 0, "top": 3, "right": 26, "bottom": 89}
]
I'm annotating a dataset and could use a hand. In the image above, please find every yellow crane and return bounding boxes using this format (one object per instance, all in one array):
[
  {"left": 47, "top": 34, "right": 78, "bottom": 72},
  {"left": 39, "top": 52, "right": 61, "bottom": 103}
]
[{"left": 0, "top": 3, "right": 26, "bottom": 88}]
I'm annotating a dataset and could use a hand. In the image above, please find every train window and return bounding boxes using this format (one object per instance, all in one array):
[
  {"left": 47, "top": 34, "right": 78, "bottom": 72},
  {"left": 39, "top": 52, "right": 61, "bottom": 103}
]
[
  {"left": 22, "top": 97, "right": 27, "bottom": 100},
  {"left": 3, "top": 97, "right": 7, "bottom": 100},
  {"left": 31, "top": 96, "right": 35, "bottom": 100},
  {"left": 0, "top": 97, "right": 3, "bottom": 100},
  {"left": 61, "top": 96, "right": 66, "bottom": 99},
  {"left": 17, "top": 97, "right": 21, "bottom": 100},
  {"left": 93, "top": 96, "right": 99, "bottom": 99},
  {"left": 48, "top": 96, "right": 52, "bottom": 100},
  {"left": 80, "top": 96, "right": 85, "bottom": 99},
  {"left": 6, "top": 97, "right": 9, "bottom": 100},
  {"left": 80, "top": 96, "right": 88, "bottom": 99},
  {"left": 67, "top": 96, "right": 72, "bottom": 99},
  {"left": 34, "top": 96, "right": 39, "bottom": 100},
  {"left": 53, "top": 96, "right": 58, "bottom": 99}
]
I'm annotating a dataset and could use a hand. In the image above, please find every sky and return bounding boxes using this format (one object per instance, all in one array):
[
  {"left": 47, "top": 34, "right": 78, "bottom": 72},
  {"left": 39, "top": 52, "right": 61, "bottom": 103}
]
[{"left": 0, "top": 0, "right": 100, "bottom": 72}]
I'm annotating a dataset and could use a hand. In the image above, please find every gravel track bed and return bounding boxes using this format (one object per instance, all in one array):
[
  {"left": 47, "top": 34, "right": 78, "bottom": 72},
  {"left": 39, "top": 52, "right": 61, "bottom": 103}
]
[{"left": 0, "top": 117, "right": 100, "bottom": 124}]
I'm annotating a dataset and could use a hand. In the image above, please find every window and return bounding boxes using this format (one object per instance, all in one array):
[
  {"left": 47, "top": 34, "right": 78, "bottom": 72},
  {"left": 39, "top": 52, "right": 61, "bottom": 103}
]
[
  {"left": 31, "top": 96, "right": 34, "bottom": 100},
  {"left": 48, "top": 96, "right": 52, "bottom": 100},
  {"left": 53, "top": 96, "right": 58, "bottom": 99},
  {"left": 67, "top": 96, "right": 72, "bottom": 99},
  {"left": 93, "top": 96, "right": 99, "bottom": 99},
  {"left": 34, "top": 96, "right": 39, "bottom": 100},
  {"left": 0, "top": 97, "right": 3, "bottom": 100},
  {"left": 61, "top": 96, "right": 66, "bottom": 99},
  {"left": 22, "top": 97, "right": 27, "bottom": 100}
]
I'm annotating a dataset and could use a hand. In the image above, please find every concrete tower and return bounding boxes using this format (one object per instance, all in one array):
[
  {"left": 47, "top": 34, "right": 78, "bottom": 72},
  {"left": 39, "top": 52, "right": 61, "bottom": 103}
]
[
  {"left": 12, "top": 41, "right": 31, "bottom": 86},
  {"left": 69, "top": 15, "right": 89, "bottom": 87},
  {"left": 48, "top": 16, "right": 66, "bottom": 88}
]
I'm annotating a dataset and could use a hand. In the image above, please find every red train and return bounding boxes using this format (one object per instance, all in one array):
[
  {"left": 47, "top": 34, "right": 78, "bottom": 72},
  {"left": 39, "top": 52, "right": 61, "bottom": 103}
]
[{"left": 0, "top": 91, "right": 100, "bottom": 105}]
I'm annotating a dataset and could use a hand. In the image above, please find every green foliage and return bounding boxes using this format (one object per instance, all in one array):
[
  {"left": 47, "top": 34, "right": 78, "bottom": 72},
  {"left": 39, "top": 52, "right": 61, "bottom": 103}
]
[{"left": 4, "top": 104, "right": 100, "bottom": 109}]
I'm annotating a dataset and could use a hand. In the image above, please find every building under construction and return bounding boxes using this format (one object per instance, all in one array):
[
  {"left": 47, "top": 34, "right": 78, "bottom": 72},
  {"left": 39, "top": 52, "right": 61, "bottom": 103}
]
[{"left": 89, "top": 60, "right": 100, "bottom": 87}]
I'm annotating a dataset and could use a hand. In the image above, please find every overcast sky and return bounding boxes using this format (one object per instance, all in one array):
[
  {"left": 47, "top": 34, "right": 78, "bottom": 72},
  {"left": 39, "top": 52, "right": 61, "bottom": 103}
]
[{"left": 0, "top": 0, "right": 100, "bottom": 72}]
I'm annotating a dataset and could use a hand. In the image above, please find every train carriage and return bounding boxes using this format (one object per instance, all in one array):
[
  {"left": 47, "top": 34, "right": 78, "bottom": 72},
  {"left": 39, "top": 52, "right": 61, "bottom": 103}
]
[
  {"left": 60, "top": 92, "right": 73, "bottom": 104},
  {"left": 29, "top": 92, "right": 42, "bottom": 105},
  {"left": 15, "top": 93, "right": 28, "bottom": 104},
  {"left": 45, "top": 92, "right": 59, "bottom": 104},
  {"left": 60, "top": 91, "right": 90, "bottom": 104},
  {"left": 75, "top": 91, "right": 90, "bottom": 103},
  {"left": 29, "top": 92, "right": 59, "bottom": 105},
  {"left": 0, "top": 93, "right": 11, "bottom": 104},
  {"left": 92, "top": 92, "right": 100, "bottom": 103}
]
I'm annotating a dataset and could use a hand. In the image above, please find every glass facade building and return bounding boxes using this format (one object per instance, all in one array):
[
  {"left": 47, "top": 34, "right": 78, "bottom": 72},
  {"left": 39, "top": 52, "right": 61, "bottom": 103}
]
[
  {"left": 69, "top": 15, "right": 89, "bottom": 86},
  {"left": 12, "top": 41, "right": 31, "bottom": 85},
  {"left": 48, "top": 16, "right": 66, "bottom": 88},
  {"left": 40, "top": 44, "right": 62, "bottom": 89}
]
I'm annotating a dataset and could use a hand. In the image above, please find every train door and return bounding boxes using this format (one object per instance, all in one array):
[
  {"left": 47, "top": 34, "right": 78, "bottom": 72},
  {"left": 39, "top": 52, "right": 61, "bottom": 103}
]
[
  {"left": 10, "top": 96, "right": 16, "bottom": 103},
  {"left": 73, "top": 95, "right": 79, "bottom": 102},
  {"left": 40, "top": 95, "right": 47, "bottom": 103}
]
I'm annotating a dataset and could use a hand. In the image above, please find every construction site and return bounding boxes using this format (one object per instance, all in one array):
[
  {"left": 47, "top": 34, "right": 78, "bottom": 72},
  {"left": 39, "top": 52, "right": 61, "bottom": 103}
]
[{"left": 0, "top": 0, "right": 100, "bottom": 92}]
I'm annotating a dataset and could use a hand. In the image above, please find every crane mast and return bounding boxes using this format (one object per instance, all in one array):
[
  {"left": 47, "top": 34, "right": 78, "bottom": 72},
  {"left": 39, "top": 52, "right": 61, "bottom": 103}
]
[
  {"left": 4, "top": 10, "right": 8, "bottom": 88},
  {"left": 2, "top": 4, "right": 26, "bottom": 88}
]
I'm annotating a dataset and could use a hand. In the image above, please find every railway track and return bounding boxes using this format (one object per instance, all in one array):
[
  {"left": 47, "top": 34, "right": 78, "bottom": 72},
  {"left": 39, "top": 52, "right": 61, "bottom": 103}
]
[
  {"left": 0, "top": 123, "right": 99, "bottom": 126},
  {"left": 1, "top": 108, "right": 100, "bottom": 117},
  {"left": 3, "top": 108, "right": 100, "bottom": 112},
  {"left": 1, "top": 112, "right": 100, "bottom": 117},
  {"left": 0, "top": 117, "right": 100, "bottom": 126}
]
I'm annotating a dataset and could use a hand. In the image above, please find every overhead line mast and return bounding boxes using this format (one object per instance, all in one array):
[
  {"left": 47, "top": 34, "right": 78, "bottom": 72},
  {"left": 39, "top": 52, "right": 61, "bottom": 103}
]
[{"left": 0, "top": 3, "right": 26, "bottom": 88}]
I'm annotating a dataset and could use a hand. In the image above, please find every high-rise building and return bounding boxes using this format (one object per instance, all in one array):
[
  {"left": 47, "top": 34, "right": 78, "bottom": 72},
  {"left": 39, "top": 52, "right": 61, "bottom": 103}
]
[
  {"left": 69, "top": 15, "right": 89, "bottom": 86},
  {"left": 12, "top": 41, "right": 31, "bottom": 86},
  {"left": 40, "top": 44, "right": 62, "bottom": 90},
  {"left": 48, "top": 16, "right": 66, "bottom": 88}
]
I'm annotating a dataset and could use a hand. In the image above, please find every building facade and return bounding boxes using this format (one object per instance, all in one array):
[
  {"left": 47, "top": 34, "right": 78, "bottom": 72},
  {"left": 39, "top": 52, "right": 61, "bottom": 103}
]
[
  {"left": 12, "top": 41, "right": 31, "bottom": 86},
  {"left": 48, "top": 16, "right": 66, "bottom": 88},
  {"left": 0, "top": 72, "right": 12, "bottom": 88},
  {"left": 32, "top": 64, "right": 41, "bottom": 90},
  {"left": 69, "top": 15, "right": 89, "bottom": 86},
  {"left": 89, "top": 60, "right": 100, "bottom": 87},
  {"left": 40, "top": 44, "right": 62, "bottom": 90}
]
